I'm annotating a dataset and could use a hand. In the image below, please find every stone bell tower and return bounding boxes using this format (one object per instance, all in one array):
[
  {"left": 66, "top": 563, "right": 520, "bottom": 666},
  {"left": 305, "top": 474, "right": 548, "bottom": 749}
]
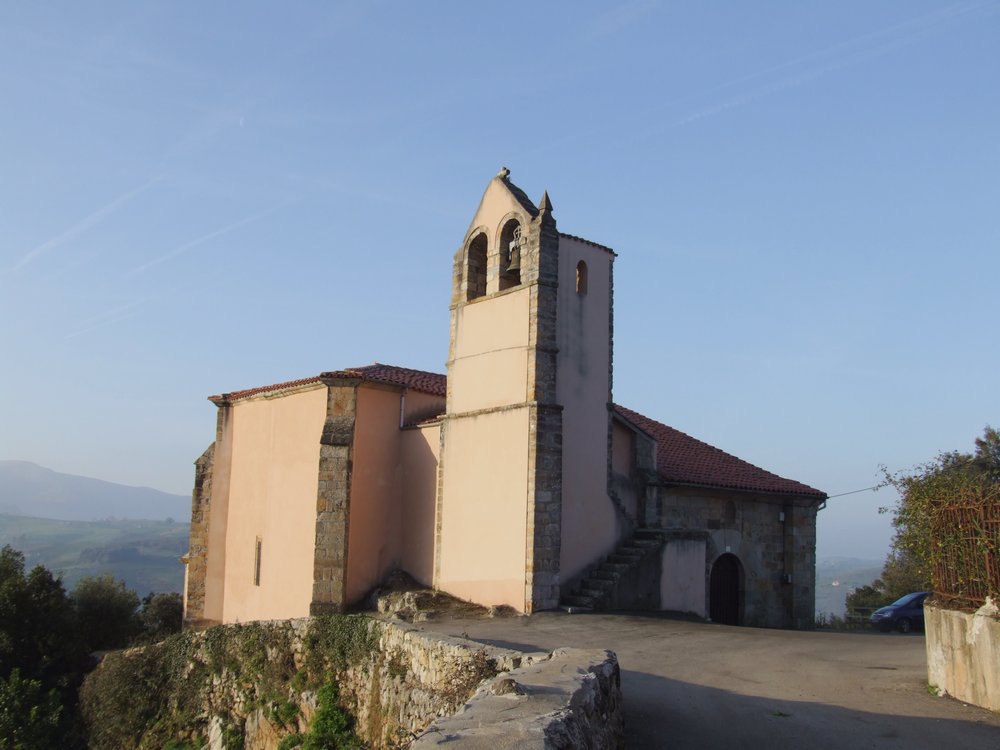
[
  {"left": 434, "top": 168, "right": 564, "bottom": 612},
  {"left": 434, "top": 169, "right": 616, "bottom": 613}
]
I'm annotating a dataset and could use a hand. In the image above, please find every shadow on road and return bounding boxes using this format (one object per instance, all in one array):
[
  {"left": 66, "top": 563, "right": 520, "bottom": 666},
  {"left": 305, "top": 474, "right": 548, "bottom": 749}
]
[{"left": 623, "top": 671, "right": 1000, "bottom": 750}]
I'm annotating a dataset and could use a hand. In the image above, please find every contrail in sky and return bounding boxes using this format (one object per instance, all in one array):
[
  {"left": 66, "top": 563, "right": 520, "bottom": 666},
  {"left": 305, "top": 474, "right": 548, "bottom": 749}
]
[
  {"left": 672, "top": 0, "right": 993, "bottom": 127},
  {"left": 12, "top": 176, "right": 162, "bottom": 272},
  {"left": 125, "top": 204, "right": 283, "bottom": 277},
  {"left": 64, "top": 299, "right": 147, "bottom": 339}
]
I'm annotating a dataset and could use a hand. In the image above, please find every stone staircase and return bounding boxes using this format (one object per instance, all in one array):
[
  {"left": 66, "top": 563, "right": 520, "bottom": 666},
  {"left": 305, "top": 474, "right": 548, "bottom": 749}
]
[{"left": 561, "top": 529, "right": 664, "bottom": 611}]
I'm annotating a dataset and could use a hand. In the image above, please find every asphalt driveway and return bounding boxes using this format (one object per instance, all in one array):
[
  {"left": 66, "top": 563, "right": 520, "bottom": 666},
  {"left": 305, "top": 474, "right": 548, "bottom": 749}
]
[{"left": 424, "top": 612, "right": 1000, "bottom": 749}]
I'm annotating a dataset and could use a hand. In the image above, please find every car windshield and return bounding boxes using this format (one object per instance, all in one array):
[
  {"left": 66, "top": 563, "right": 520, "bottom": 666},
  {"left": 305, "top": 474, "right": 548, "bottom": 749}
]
[{"left": 891, "top": 592, "right": 924, "bottom": 607}]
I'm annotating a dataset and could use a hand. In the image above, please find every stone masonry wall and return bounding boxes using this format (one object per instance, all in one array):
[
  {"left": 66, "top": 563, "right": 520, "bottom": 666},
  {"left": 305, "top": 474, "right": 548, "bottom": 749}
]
[
  {"left": 183, "top": 442, "right": 215, "bottom": 628},
  {"left": 311, "top": 379, "right": 359, "bottom": 615},
  {"left": 523, "top": 197, "right": 563, "bottom": 612},
  {"left": 82, "top": 616, "right": 623, "bottom": 750},
  {"left": 656, "top": 487, "right": 819, "bottom": 628},
  {"left": 412, "top": 647, "right": 623, "bottom": 750}
]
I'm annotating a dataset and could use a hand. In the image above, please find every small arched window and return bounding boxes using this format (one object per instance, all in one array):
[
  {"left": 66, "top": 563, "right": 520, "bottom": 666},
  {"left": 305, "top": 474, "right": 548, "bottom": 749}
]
[
  {"left": 466, "top": 233, "right": 487, "bottom": 301},
  {"left": 498, "top": 219, "right": 522, "bottom": 291},
  {"left": 576, "top": 260, "right": 588, "bottom": 295}
]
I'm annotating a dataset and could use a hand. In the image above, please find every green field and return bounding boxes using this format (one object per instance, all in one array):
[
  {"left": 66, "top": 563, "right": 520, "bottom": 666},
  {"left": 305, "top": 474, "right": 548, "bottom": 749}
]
[{"left": 0, "top": 514, "right": 189, "bottom": 595}]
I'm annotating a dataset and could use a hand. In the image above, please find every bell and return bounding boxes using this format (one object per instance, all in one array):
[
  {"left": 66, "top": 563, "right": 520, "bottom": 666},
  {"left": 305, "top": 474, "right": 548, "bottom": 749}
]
[{"left": 505, "top": 242, "right": 521, "bottom": 274}]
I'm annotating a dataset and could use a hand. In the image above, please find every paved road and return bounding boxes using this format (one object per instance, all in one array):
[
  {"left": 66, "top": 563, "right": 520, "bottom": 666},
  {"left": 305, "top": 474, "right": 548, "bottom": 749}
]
[{"left": 423, "top": 611, "right": 1000, "bottom": 749}]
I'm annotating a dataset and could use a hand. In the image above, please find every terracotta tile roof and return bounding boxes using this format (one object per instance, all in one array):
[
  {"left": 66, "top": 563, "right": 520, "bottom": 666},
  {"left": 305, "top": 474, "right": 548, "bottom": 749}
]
[
  {"left": 212, "top": 364, "right": 446, "bottom": 403},
  {"left": 613, "top": 404, "right": 826, "bottom": 499},
  {"left": 210, "top": 376, "right": 324, "bottom": 403},
  {"left": 559, "top": 232, "right": 617, "bottom": 256},
  {"left": 320, "top": 363, "right": 446, "bottom": 397}
]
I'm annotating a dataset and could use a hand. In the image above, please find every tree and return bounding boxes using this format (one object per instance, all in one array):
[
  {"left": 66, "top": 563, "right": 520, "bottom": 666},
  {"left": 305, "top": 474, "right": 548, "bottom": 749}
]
[
  {"left": 845, "top": 583, "right": 889, "bottom": 613},
  {"left": 973, "top": 425, "right": 1000, "bottom": 482},
  {"left": 70, "top": 575, "right": 141, "bottom": 652},
  {"left": 0, "top": 547, "right": 86, "bottom": 687},
  {"left": 0, "top": 546, "right": 88, "bottom": 749},
  {"left": 139, "top": 592, "right": 183, "bottom": 642},
  {"left": 872, "top": 426, "right": 1000, "bottom": 600}
]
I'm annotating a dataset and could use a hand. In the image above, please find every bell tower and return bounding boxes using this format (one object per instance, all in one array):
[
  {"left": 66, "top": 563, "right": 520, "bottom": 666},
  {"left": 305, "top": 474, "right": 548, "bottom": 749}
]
[
  {"left": 434, "top": 168, "right": 562, "bottom": 612},
  {"left": 434, "top": 168, "right": 616, "bottom": 613}
]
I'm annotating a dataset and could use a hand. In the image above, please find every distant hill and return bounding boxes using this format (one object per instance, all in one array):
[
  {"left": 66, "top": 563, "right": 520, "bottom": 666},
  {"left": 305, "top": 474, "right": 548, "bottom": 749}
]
[
  {"left": 0, "top": 513, "right": 188, "bottom": 594},
  {"left": 815, "top": 556, "right": 884, "bottom": 617},
  {"left": 0, "top": 460, "right": 189, "bottom": 522}
]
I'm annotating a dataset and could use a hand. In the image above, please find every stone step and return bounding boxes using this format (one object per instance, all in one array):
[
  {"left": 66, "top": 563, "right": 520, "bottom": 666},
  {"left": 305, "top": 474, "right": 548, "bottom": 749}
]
[
  {"left": 600, "top": 562, "right": 632, "bottom": 575},
  {"left": 561, "top": 531, "right": 666, "bottom": 610},
  {"left": 583, "top": 578, "right": 616, "bottom": 592},
  {"left": 609, "top": 553, "right": 643, "bottom": 564},
  {"left": 634, "top": 529, "right": 665, "bottom": 541},
  {"left": 633, "top": 538, "right": 663, "bottom": 548},
  {"left": 618, "top": 547, "right": 655, "bottom": 559},
  {"left": 591, "top": 569, "right": 621, "bottom": 581}
]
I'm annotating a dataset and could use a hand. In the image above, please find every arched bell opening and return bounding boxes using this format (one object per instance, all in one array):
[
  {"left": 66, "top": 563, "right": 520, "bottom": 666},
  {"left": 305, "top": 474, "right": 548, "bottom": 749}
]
[
  {"left": 498, "top": 219, "right": 522, "bottom": 291},
  {"left": 466, "top": 232, "right": 487, "bottom": 301}
]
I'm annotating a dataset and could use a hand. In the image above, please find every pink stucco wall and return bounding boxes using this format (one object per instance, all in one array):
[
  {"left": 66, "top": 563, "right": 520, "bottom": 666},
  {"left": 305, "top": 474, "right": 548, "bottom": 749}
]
[
  {"left": 346, "top": 385, "right": 404, "bottom": 605},
  {"left": 400, "top": 422, "right": 440, "bottom": 586},
  {"left": 438, "top": 409, "right": 530, "bottom": 609},
  {"left": 661, "top": 539, "right": 707, "bottom": 617},
  {"left": 402, "top": 390, "right": 445, "bottom": 425},
  {"left": 450, "top": 289, "right": 530, "bottom": 414},
  {"left": 440, "top": 284, "right": 532, "bottom": 611},
  {"left": 611, "top": 420, "right": 634, "bottom": 477},
  {"left": 556, "top": 236, "right": 618, "bottom": 582},
  {"left": 610, "top": 420, "right": 639, "bottom": 521},
  {"left": 219, "top": 385, "right": 326, "bottom": 623}
]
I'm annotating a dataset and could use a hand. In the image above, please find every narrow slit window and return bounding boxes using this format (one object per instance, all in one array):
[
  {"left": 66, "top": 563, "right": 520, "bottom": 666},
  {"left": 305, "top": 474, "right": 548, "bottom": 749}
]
[
  {"left": 254, "top": 537, "right": 262, "bottom": 586},
  {"left": 576, "top": 260, "right": 588, "bottom": 295}
]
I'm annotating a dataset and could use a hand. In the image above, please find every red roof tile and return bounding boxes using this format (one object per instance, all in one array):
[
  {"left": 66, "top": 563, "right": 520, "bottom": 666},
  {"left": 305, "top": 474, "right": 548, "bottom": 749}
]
[
  {"left": 214, "top": 363, "right": 446, "bottom": 403},
  {"left": 320, "top": 363, "right": 446, "bottom": 397},
  {"left": 613, "top": 404, "right": 826, "bottom": 499},
  {"left": 210, "top": 376, "right": 324, "bottom": 403}
]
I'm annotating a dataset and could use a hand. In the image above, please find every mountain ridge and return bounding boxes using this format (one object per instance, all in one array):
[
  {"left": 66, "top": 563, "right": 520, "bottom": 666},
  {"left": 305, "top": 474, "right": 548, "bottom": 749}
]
[{"left": 0, "top": 460, "right": 189, "bottom": 522}]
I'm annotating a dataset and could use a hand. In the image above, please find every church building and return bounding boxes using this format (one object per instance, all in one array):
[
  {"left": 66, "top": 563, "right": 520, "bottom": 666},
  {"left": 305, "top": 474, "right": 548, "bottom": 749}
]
[{"left": 182, "top": 170, "right": 826, "bottom": 630}]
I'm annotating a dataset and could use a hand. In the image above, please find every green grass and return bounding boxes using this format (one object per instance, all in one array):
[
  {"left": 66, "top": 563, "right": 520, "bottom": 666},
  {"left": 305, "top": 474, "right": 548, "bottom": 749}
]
[{"left": 0, "top": 514, "right": 188, "bottom": 594}]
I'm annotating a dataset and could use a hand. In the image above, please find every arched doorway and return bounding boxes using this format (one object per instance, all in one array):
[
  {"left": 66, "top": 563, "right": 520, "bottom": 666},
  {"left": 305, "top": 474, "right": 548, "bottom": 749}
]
[{"left": 709, "top": 553, "right": 742, "bottom": 625}]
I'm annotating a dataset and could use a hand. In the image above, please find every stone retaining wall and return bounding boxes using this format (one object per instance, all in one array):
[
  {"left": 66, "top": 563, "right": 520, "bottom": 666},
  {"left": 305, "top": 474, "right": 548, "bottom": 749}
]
[
  {"left": 412, "top": 647, "right": 623, "bottom": 749},
  {"left": 83, "top": 616, "right": 623, "bottom": 750},
  {"left": 926, "top": 598, "right": 1000, "bottom": 712}
]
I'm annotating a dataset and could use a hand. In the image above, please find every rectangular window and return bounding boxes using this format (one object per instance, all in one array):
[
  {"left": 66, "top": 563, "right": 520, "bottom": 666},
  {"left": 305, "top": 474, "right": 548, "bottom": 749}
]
[{"left": 254, "top": 537, "right": 262, "bottom": 586}]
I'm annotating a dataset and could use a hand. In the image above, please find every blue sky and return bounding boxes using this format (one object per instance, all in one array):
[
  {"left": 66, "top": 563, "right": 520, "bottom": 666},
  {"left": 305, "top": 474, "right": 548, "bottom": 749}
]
[{"left": 1, "top": 1, "right": 997, "bottom": 560}]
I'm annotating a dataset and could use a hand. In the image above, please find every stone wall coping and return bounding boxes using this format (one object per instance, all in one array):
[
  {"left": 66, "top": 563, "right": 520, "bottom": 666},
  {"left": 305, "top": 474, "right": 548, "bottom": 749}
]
[{"left": 411, "top": 646, "right": 623, "bottom": 749}]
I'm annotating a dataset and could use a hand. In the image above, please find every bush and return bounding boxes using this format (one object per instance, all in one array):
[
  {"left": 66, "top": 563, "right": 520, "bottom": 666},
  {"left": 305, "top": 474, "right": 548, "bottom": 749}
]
[
  {"left": 301, "top": 683, "right": 361, "bottom": 750},
  {"left": 0, "top": 668, "right": 64, "bottom": 750}
]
